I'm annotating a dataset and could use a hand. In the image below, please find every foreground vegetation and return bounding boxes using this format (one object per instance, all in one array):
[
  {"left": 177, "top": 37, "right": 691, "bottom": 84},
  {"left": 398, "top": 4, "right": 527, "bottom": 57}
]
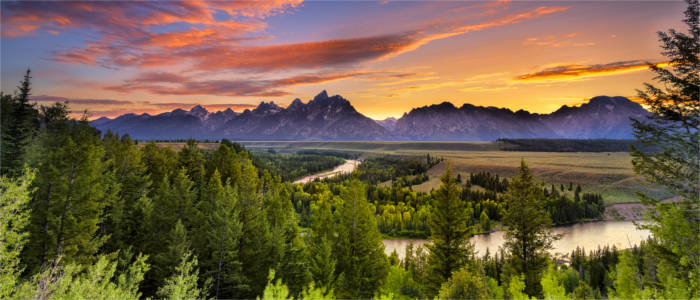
[{"left": 1, "top": 1, "right": 697, "bottom": 299}]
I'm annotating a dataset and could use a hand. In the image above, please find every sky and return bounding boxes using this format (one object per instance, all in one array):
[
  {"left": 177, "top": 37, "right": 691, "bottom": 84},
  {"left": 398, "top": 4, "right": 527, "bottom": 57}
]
[{"left": 0, "top": 0, "right": 688, "bottom": 120}]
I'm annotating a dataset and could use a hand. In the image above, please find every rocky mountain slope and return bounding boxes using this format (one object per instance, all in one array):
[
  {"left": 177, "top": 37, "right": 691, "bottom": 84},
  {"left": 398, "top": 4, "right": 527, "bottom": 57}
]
[{"left": 91, "top": 93, "right": 649, "bottom": 141}]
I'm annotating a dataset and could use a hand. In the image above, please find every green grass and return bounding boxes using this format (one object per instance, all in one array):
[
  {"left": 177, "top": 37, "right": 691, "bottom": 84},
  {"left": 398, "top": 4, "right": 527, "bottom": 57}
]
[{"left": 156, "top": 141, "right": 669, "bottom": 205}]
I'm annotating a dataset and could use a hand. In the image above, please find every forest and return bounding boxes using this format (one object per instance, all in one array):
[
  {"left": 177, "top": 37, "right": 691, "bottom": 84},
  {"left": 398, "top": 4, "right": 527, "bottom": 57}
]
[
  {"left": 0, "top": 1, "right": 698, "bottom": 299},
  {"left": 496, "top": 139, "right": 644, "bottom": 153}
]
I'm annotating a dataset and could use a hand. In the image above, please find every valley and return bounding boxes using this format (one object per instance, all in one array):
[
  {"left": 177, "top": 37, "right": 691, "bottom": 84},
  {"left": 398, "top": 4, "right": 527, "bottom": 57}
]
[{"left": 239, "top": 141, "right": 665, "bottom": 204}]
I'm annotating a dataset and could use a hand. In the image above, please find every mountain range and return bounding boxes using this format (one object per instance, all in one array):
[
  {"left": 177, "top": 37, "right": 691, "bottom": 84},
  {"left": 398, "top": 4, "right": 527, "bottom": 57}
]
[{"left": 91, "top": 91, "right": 650, "bottom": 141}]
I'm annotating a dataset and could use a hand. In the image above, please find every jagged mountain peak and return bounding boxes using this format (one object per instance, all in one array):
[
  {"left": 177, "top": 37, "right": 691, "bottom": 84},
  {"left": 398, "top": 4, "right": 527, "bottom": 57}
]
[
  {"left": 552, "top": 96, "right": 646, "bottom": 116},
  {"left": 188, "top": 104, "right": 209, "bottom": 118},
  {"left": 253, "top": 101, "right": 282, "bottom": 114},
  {"left": 90, "top": 93, "right": 649, "bottom": 141},
  {"left": 288, "top": 98, "right": 304, "bottom": 110},
  {"left": 314, "top": 90, "right": 329, "bottom": 100}
]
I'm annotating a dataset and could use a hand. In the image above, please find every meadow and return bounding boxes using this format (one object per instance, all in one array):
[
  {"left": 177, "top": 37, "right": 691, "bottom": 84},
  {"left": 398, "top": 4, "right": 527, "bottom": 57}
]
[{"left": 154, "top": 141, "right": 667, "bottom": 204}]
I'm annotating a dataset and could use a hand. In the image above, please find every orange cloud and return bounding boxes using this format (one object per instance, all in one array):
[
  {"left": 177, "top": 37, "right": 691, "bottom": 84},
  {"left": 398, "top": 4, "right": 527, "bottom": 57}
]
[
  {"left": 3, "top": 1, "right": 299, "bottom": 67},
  {"left": 2, "top": 1, "right": 298, "bottom": 37},
  {"left": 104, "top": 71, "right": 390, "bottom": 97},
  {"left": 522, "top": 32, "right": 593, "bottom": 48},
  {"left": 23, "top": 3, "right": 568, "bottom": 74},
  {"left": 515, "top": 60, "right": 670, "bottom": 81}
]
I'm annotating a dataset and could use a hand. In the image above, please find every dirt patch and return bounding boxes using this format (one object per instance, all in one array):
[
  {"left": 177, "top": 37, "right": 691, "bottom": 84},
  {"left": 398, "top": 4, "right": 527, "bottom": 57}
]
[
  {"left": 604, "top": 197, "right": 680, "bottom": 221},
  {"left": 605, "top": 202, "right": 651, "bottom": 221}
]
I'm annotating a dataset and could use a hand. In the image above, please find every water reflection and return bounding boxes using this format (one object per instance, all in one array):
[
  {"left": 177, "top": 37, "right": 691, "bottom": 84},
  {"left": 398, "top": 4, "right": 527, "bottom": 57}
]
[{"left": 383, "top": 221, "right": 650, "bottom": 260}]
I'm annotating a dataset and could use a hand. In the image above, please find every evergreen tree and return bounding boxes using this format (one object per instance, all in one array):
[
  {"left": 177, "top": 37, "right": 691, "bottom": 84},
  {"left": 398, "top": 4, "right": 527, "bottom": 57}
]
[
  {"left": 152, "top": 168, "right": 197, "bottom": 235},
  {"left": 178, "top": 138, "right": 205, "bottom": 193},
  {"left": 630, "top": 0, "right": 699, "bottom": 296},
  {"left": 1, "top": 69, "right": 39, "bottom": 177},
  {"left": 437, "top": 266, "right": 490, "bottom": 300},
  {"left": 426, "top": 165, "right": 474, "bottom": 297},
  {"left": 480, "top": 210, "right": 491, "bottom": 232},
  {"left": 609, "top": 251, "right": 643, "bottom": 299},
  {"left": 23, "top": 119, "right": 113, "bottom": 271},
  {"left": 205, "top": 143, "right": 242, "bottom": 186},
  {"left": 541, "top": 263, "right": 569, "bottom": 300},
  {"left": 0, "top": 169, "right": 34, "bottom": 298},
  {"left": 258, "top": 270, "right": 291, "bottom": 300},
  {"left": 150, "top": 219, "right": 191, "bottom": 295},
  {"left": 308, "top": 196, "right": 337, "bottom": 295},
  {"left": 236, "top": 160, "right": 272, "bottom": 298},
  {"left": 141, "top": 142, "right": 177, "bottom": 189},
  {"left": 15, "top": 254, "right": 149, "bottom": 300},
  {"left": 157, "top": 251, "right": 205, "bottom": 300},
  {"left": 502, "top": 160, "right": 560, "bottom": 297},
  {"left": 335, "top": 180, "right": 388, "bottom": 298},
  {"left": 198, "top": 170, "right": 245, "bottom": 299},
  {"left": 260, "top": 173, "right": 311, "bottom": 296},
  {"left": 101, "top": 132, "right": 152, "bottom": 254}
]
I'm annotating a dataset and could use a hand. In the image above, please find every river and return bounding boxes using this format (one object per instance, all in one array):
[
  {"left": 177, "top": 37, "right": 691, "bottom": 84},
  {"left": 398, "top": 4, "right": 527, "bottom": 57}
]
[
  {"left": 383, "top": 221, "right": 650, "bottom": 260},
  {"left": 293, "top": 159, "right": 360, "bottom": 184}
]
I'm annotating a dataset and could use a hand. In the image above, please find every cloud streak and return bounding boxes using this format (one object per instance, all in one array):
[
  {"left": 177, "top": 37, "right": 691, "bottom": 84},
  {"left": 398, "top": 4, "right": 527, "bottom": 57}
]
[
  {"left": 5, "top": 2, "right": 568, "bottom": 74},
  {"left": 104, "top": 70, "right": 399, "bottom": 97},
  {"left": 515, "top": 60, "right": 669, "bottom": 81},
  {"left": 522, "top": 32, "right": 595, "bottom": 48}
]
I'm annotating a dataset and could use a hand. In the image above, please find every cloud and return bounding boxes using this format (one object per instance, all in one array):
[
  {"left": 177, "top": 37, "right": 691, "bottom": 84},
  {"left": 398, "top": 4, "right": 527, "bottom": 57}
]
[
  {"left": 6, "top": 2, "right": 568, "bottom": 74},
  {"left": 1, "top": 1, "right": 299, "bottom": 37},
  {"left": 105, "top": 70, "right": 390, "bottom": 97},
  {"left": 32, "top": 95, "right": 133, "bottom": 105},
  {"left": 515, "top": 60, "right": 669, "bottom": 81},
  {"left": 522, "top": 32, "right": 594, "bottom": 48},
  {"left": 3, "top": 1, "right": 300, "bottom": 68}
]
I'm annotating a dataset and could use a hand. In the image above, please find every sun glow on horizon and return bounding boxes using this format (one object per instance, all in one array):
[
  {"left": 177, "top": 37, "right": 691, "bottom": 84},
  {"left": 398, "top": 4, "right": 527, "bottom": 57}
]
[{"left": 1, "top": 1, "right": 685, "bottom": 120}]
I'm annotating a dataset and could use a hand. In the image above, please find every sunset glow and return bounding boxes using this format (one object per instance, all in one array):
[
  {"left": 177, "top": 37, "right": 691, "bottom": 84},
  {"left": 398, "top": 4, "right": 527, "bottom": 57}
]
[{"left": 1, "top": 0, "right": 686, "bottom": 119}]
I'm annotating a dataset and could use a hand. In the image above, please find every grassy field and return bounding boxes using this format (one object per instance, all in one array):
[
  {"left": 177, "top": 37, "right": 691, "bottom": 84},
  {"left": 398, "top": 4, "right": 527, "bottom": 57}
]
[{"left": 156, "top": 141, "right": 668, "bottom": 204}]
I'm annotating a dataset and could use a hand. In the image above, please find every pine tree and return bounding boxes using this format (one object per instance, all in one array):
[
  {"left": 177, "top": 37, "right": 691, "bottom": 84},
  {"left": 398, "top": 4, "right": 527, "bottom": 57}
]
[
  {"left": 157, "top": 251, "right": 205, "bottom": 300},
  {"left": 630, "top": 0, "right": 699, "bottom": 296},
  {"left": 262, "top": 175, "right": 311, "bottom": 296},
  {"left": 308, "top": 196, "right": 337, "bottom": 294},
  {"left": 197, "top": 170, "right": 245, "bottom": 299},
  {"left": 21, "top": 103, "right": 69, "bottom": 273},
  {"left": 437, "top": 266, "right": 490, "bottom": 300},
  {"left": 101, "top": 132, "right": 152, "bottom": 254},
  {"left": 1, "top": 69, "right": 39, "bottom": 177},
  {"left": 23, "top": 119, "right": 112, "bottom": 271},
  {"left": 178, "top": 138, "right": 205, "bottom": 192},
  {"left": 205, "top": 143, "right": 242, "bottom": 186},
  {"left": 141, "top": 142, "right": 177, "bottom": 189},
  {"left": 150, "top": 219, "right": 191, "bottom": 295},
  {"left": 152, "top": 168, "right": 197, "bottom": 233},
  {"left": 541, "top": 263, "right": 568, "bottom": 300},
  {"left": 502, "top": 160, "right": 560, "bottom": 298},
  {"left": 0, "top": 169, "right": 34, "bottom": 298},
  {"left": 609, "top": 251, "right": 643, "bottom": 299},
  {"left": 480, "top": 210, "right": 491, "bottom": 232},
  {"left": 15, "top": 254, "right": 150, "bottom": 300},
  {"left": 426, "top": 165, "right": 474, "bottom": 297},
  {"left": 235, "top": 159, "right": 272, "bottom": 298},
  {"left": 335, "top": 180, "right": 388, "bottom": 298}
]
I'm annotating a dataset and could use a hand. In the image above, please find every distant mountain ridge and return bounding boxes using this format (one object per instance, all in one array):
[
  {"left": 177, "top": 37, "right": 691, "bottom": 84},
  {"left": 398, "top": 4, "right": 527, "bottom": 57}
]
[{"left": 91, "top": 92, "right": 649, "bottom": 141}]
